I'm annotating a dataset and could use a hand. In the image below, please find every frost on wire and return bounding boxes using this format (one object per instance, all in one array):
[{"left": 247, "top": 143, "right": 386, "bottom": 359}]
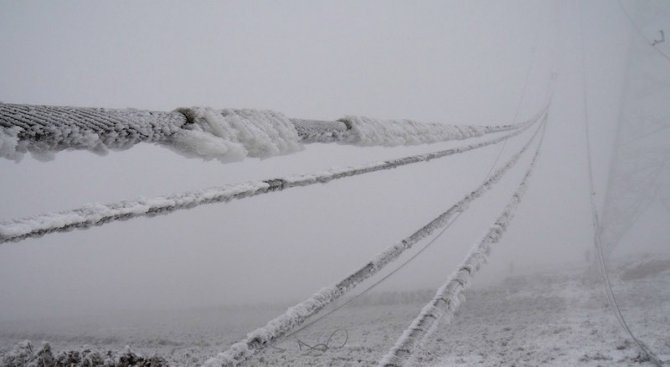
[
  {"left": 200, "top": 119, "right": 545, "bottom": 367},
  {"left": 0, "top": 114, "right": 543, "bottom": 244},
  {"left": 378, "top": 124, "right": 546, "bottom": 367},
  {"left": 0, "top": 102, "right": 541, "bottom": 162}
]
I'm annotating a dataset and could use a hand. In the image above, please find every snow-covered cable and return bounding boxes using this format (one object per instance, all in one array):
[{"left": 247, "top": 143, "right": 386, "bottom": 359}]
[
  {"left": 377, "top": 121, "right": 547, "bottom": 367},
  {"left": 337, "top": 111, "right": 537, "bottom": 147},
  {"left": 0, "top": 104, "right": 304, "bottom": 163},
  {"left": 578, "top": 8, "right": 663, "bottom": 366},
  {"left": 289, "top": 118, "right": 351, "bottom": 144},
  {"left": 200, "top": 118, "right": 546, "bottom": 367},
  {"left": 0, "top": 103, "right": 186, "bottom": 161},
  {"left": 0, "top": 111, "right": 546, "bottom": 245},
  {"left": 274, "top": 203, "right": 467, "bottom": 347},
  {"left": 0, "top": 103, "right": 535, "bottom": 162},
  {"left": 254, "top": 112, "right": 548, "bottom": 347},
  {"left": 169, "top": 107, "right": 303, "bottom": 162}
]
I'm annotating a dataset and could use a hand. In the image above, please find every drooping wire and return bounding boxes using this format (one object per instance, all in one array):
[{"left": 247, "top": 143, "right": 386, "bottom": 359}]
[
  {"left": 578, "top": 5, "right": 664, "bottom": 366},
  {"left": 296, "top": 329, "right": 348, "bottom": 354}
]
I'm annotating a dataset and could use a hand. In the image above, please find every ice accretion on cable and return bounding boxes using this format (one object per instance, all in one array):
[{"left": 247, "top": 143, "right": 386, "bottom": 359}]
[
  {"left": 169, "top": 107, "right": 303, "bottom": 162},
  {"left": 0, "top": 181, "right": 270, "bottom": 242},
  {"left": 338, "top": 115, "right": 505, "bottom": 146},
  {"left": 0, "top": 126, "right": 23, "bottom": 162},
  {"left": 0, "top": 118, "right": 540, "bottom": 244},
  {"left": 198, "top": 122, "right": 545, "bottom": 367},
  {"left": 1, "top": 102, "right": 545, "bottom": 162},
  {"left": 378, "top": 125, "right": 544, "bottom": 367},
  {"left": 0, "top": 104, "right": 191, "bottom": 161},
  {"left": 202, "top": 286, "right": 343, "bottom": 367}
]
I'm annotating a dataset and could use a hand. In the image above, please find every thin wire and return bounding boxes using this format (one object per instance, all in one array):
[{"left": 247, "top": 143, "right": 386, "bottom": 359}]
[
  {"left": 484, "top": 26, "right": 539, "bottom": 179},
  {"left": 278, "top": 210, "right": 466, "bottom": 344},
  {"left": 578, "top": 5, "right": 664, "bottom": 366},
  {"left": 616, "top": 0, "right": 670, "bottom": 64},
  {"left": 296, "top": 329, "right": 348, "bottom": 353}
]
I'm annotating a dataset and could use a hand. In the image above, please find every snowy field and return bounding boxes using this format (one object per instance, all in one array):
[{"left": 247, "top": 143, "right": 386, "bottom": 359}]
[{"left": 1, "top": 257, "right": 668, "bottom": 367}]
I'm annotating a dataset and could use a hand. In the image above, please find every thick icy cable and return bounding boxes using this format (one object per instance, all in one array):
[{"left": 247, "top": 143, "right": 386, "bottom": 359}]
[
  {"left": 0, "top": 104, "right": 304, "bottom": 162},
  {"left": 0, "top": 102, "right": 543, "bottom": 161},
  {"left": 290, "top": 118, "right": 351, "bottom": 144},
  {"left": 170, "top": 107, "right": 303, "bottom": 162},
  {"left": 200, "top": 121, "right": 545, "bottom": 367},
  {"left": 0, "top": 103, "right": 188, "bottom": 160},
  {"left": 0, "top": 114, "right": 544, "bottom": 244},
  {"left": 377, "top": 122, "right": 546, "bottom": 367},
  {"left": 0, "top": 126, "right": 23, "bottom": 162},
  {"left": 338, "top": 107, "right": 543, "bottom": 147}
]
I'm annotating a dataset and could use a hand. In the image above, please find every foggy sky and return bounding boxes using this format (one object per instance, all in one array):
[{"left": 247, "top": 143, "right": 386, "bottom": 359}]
[{"left": 0, "top": 0, "right": 640, "bottom": 321}]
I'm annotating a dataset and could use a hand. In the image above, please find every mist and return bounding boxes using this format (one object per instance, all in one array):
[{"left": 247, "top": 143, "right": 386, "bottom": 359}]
[
  {"left": 0, "top": 0, "right": 622, "bottom": 317},
  {"left": 1, "top": 1, "right": 668, "bottom": 366}
]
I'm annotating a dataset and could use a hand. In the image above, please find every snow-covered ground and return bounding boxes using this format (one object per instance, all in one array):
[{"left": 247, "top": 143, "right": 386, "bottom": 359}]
[
  {"left": 418, "top": 261, "right": 670, "bottom": 367},
  {"left": 1, "top": 258, "right": 668, "bottom": 366}
]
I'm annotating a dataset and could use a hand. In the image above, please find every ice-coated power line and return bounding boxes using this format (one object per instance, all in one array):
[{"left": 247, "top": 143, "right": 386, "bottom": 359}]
[
  {"left": 276, "top": 52, "right": 556, "bottom": 353},
  {"left": 0, "top": 109, "right": 547, "bottom": 245},
  {"left": 0, "top": 103, "right": 529, "bottom": 162},
  {"left": 377, "top": 121, "right": 547, "bottom": 367},
  {"left": 201, "top": 118, "right": 546, "bottom": 367},
  {"left": 578, "top": 7, "right": 663, "bottom": 366}
]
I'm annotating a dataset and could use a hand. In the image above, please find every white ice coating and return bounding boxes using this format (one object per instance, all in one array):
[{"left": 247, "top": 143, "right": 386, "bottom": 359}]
[
  {"left": 0, "top": 104, "right": 190, "bottom": 160},
  {"left": 170, "top": 107, "right": 303, "bottom": 162},
  {"left": 338, "top": 109, "right": 542, "bottom": 147},
  {"left": 0, "top": 126, "right": 23, "bottom": 162},
  {"left": 341, "top": 116, "right": 482, "bottom": 146},
  {"left": 0, "top": 116, "right": 543, "bottom": 244},
  {"left": 200, "top": 119, "right": 546, "bottom": 367},
  {"left": 0, "top": 104, "right": 304, "bottom": 162},
  {"left": 377, "top": 123, "right": 546, "bottom": 367},
  {"left": 0, "top": 103, "right": 546, "bottom": 161},
  {"left": 0, "top": 182, "right": 270, "bottom": 242}
]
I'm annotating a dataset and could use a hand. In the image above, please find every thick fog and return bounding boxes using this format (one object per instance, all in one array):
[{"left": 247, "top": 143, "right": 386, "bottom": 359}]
[{"left": 0, "top": 0, "right": 663, "bottom": 328}]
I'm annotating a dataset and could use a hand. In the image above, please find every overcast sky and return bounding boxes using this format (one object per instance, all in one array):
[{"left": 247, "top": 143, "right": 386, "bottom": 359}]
[{"left": 0, "top": 0, "right": 649, "bottom": 322}]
